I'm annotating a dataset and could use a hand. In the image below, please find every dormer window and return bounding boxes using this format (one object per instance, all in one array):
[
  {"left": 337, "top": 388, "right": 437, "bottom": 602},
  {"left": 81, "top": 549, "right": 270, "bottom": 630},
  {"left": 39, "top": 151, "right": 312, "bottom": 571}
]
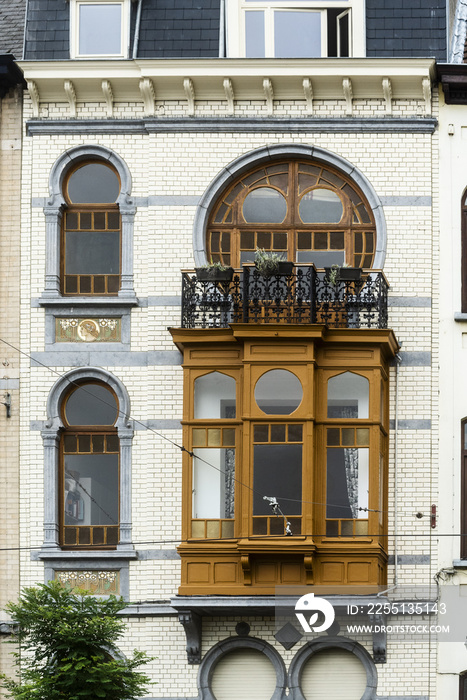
[
  {"left": 70, "top": 0, "right": 130, "bottom": 59},
  {"left": 226, "top": 0, "right": 364, "bottom": 58}
]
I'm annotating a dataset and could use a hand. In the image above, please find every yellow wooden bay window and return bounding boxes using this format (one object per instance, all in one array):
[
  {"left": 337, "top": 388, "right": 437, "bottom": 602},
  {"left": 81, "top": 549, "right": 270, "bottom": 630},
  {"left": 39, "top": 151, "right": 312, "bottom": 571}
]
[{"left": 171, "top": 324, "right": 398, "bottom": 594}]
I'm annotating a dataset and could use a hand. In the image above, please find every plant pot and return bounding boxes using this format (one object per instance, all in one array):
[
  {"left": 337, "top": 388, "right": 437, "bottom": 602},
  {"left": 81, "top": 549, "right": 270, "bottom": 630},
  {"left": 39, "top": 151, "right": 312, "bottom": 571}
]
[
  {"left": 195, "top": 267, "right": 234, "bottom": 282},
  {"left": 339, "top": 267, "right": 362, "bottom": 281},
  {"left": 324, "top": 266, "right": 362, "bottom": 282},
  {"left": 255, "top": 261, "right": 294, "bottom": 277}
]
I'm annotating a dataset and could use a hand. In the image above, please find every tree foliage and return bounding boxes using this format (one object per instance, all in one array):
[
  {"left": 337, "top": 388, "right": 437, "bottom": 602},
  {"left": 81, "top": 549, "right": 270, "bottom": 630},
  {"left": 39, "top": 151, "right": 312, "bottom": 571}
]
[{"left": 1, "top": 581, "right": 152, "bottom": 700}]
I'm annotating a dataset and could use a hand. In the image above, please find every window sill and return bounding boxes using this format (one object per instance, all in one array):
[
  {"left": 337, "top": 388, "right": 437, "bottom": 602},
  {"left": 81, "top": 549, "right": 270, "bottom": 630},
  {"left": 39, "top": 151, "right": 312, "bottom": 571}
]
[
  {"left": 38, "top": 295, "right": 139, "bottom": 308},
  {"left": 452, "top": 559, "right": 467, "bottom": 568},
  {"left": 33, "top": 549, "right": 138, "bottom": 561}
]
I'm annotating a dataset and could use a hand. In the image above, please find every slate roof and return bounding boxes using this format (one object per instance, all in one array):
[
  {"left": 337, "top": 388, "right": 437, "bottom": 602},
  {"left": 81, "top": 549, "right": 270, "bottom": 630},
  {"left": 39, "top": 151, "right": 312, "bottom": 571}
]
[
  {"left": 0, "top": 0, "right": 26, "bottom": 58},
  {"left": 23, "top": 0, "right": 447, "bottom": 61},
  {"left": 137, "top": 0, "right": 220, "bottom": 58},
  {"left": 366, "top": 0, "right": 447, "bottom": 60},
  {"left": 23, "top": 0, "right": 220, "bottom": 60}
]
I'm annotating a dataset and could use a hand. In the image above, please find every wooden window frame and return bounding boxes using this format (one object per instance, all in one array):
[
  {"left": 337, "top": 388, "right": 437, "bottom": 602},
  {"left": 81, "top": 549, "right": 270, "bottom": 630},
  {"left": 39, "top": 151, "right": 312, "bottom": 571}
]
[
  {"left": 206, "top": 160, "right": 376, "bottom": 270},
  {"left": 462, "top": 419, "right": 467, "bottom": 559},
  {"left": 184, "top": 364, "right": 386, "bottom": 544},
  {"left": 59, "top": 382, "right": 120, "bottom": 550},
  {"left": 61, "top": 161, "right": 122, "bottom": 297}
]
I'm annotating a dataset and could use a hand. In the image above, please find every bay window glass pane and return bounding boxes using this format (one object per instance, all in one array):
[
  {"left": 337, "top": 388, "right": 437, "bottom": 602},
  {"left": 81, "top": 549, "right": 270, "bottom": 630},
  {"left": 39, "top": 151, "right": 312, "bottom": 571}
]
[
  {"left": 194, "top": 372, "right": 236, "bottom": 419},
  {"left": 79, "top": 4, "right": 122, "bottom": 55},
  {"left": 245, "top": 11, "right": 265, "bottom": 58},
  {"left": 192, "top": 448, "right": 235, "bottom": 519},
  {"left": 327, "top": 372, "right": 369, "bottom": 419},
  {"left": 64, "top": 454, "right": 118, "bottom": 525},
  {"left": 65, "top": 231, "right": 120, "bottom": 274},
  {"left": 253, "top": 444, "right": 301, "bottom": 515},
  {"left": 255, "top": 369, "right": 303, "bottom": 415},
  {"left": 326, "top": 447, "right": 369, "bottom": 519},
  {"left": 65, "top": 384, "right": 118, "bottom": 426},
  {"left": 274, "top": 11, "right": 321, "bottom": 58}
]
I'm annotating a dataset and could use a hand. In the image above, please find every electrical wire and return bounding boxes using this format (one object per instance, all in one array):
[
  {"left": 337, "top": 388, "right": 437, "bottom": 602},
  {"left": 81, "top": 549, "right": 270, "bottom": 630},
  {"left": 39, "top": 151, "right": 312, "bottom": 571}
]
[{"left": 0, "top": 334, "right": 390, "bottom": 518}]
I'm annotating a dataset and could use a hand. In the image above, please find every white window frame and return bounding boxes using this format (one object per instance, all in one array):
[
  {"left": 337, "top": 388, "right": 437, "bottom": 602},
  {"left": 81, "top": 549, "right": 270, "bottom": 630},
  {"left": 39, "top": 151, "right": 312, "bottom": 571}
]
[
  {"left": 226, "top": 0, "right": 365, "bottom": 58},
  {"left": 70, "top": 0, "right": 130, "bottom": 59}
]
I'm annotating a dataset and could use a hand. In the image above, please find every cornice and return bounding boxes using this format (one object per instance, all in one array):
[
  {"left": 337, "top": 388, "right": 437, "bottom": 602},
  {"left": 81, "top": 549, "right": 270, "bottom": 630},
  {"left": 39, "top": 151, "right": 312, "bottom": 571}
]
[{"left": 19, "top": 57, "right": 437, "bottom": 107}]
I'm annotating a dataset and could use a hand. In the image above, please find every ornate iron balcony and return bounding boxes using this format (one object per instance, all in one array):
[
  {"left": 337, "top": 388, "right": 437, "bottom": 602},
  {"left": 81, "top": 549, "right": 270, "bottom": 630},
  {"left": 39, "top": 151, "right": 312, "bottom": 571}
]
[{"left": 181, "top": 265, "right": 389, "bottom": 329}]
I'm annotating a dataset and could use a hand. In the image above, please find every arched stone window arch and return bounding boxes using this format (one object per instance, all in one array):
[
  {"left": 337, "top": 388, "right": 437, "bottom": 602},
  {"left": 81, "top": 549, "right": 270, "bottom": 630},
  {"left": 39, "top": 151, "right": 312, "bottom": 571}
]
[
  {"left": 197, "top": 636, "right": 287, "bottom": 700},
  {"left": 193, "top": 145, "right": 386, "bottom": 270},
  {"left": 41, "top": 367, "right": 133, "bottom": 550},
  {"left": 288, "top": 637, "right": 377, "bottom": 700},
  {"left": 42, "top": 145, "right": 136, "bottom": 301}
]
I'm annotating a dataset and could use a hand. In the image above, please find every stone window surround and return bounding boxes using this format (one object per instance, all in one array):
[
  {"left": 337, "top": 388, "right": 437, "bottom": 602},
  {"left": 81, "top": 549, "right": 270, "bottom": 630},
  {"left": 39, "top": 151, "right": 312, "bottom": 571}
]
[
  {"left": 287, "top": 636, "right": 378, "bottom": 700},
  {"left": 197, "top": 636, "right": 288, "bottom": 700},
  {"left": 192, "top": 143, "right": 387, "bottom": 270},
  {"left": 197, "top": 634, "right": 377, "bottom": 699},
  {"left": 39, "top": 144, "right": 137, "bottom": 306},
  {"left": 40, "top": 366, "right": 134, "bottom": 553}
]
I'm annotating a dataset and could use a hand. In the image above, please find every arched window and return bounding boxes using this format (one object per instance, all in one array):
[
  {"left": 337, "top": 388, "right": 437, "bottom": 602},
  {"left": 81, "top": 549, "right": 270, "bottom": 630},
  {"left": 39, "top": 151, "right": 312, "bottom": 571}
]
[
  {"left": 288, "top": 638, "right": 377, "bottom": 700},
  {"left": 61, "top": 382, "right": 120, "bottom": 547},
  {"left": 206, "top": 160, "right": 376, "bottom": 269},
  {"left": 41, "top": 367, "right": 133, "bottom": 552},
  {"left": 42, "top": 145, "right": 136, "bottom": 302},
  {"left": 197, "top": 636, "right": 287, "bottom": 700},
  {"left": 62, "top": 161, "right": 121, "bottom": 295}
]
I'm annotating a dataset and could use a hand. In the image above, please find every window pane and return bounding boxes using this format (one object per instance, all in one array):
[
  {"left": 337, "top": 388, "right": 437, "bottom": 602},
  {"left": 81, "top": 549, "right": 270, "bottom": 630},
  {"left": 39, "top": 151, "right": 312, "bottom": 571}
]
[
  {"left": 64, "top": 454, "right": 118, "bottom": 525},
  {"left": 194, "top": 372, "right": 236, "bottom": 419},
  {"left": 65, "top": 384, "right": 118, "bottom": 426},
  {"left": 327, "top": 372, "right": 369, "bottom": 419},
  {"left": 296, "top": 250, "right": 345, "bottom": 267},
  {"left": 274, "top": 11, "right": 321, "bottom": 58},
  {"left": 245, "top": 11, "right": 265, "bottom": 58},
  {"left": 193, "top": 448, "right": 235, "bottom": 519},
  {"left": 79, "top": 3, "right": 122, "bottom": 55},
  {"left": 255, "top": 369, "right": 303, "bottom": 415},
  {"left": 243, "top": 187, "right": 287, "bottom": 223},
  {"left": 67, "top": 164, "right": 120, "bottom": 203},
  {"left": 299, "top": 189, "right": 343, "bottom": 223},
  {"left": 65, "top": 232, "right": 120, "bottom": 274},
  {"left": 253, "top": 444, "right": 302, "bottom": 515},
  {"left": 326, "top": 447, "right": 369, "bottom": 519}
]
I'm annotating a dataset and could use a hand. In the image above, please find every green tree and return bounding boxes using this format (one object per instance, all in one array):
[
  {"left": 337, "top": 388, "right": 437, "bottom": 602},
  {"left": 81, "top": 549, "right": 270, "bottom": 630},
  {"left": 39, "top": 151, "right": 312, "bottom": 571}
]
[{"left": 1, "top": 580, "right": 152, "bottom": 700}]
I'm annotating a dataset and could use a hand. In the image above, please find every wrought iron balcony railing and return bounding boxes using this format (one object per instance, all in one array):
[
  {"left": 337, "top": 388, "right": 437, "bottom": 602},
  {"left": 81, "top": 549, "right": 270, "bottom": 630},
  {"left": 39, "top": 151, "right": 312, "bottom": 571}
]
[{"left": 181, "top": 265, "right": 389, "bottom": 329}]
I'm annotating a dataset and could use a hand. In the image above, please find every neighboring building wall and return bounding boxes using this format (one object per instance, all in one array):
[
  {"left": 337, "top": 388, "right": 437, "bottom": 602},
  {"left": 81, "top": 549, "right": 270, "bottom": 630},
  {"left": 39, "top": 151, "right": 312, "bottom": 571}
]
[
  {"left": 0, "top": 83, "right": 22, "bottom": 695},
  {"left": 16, "top": 63, "right": 440, "bottom": 696},
  {"left": 437, "top": 79, "right": 467, "bottom": 698}
]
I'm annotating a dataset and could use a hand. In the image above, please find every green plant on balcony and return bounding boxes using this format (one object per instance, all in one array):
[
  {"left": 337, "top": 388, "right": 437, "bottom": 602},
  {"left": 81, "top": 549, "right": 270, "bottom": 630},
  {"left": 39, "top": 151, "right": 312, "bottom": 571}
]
[
  {"left": 195, "top": 260, "right": 234, "bottom": 282},
  {"left": 254, "top": 248, "right": 293, "bottom": 277}
]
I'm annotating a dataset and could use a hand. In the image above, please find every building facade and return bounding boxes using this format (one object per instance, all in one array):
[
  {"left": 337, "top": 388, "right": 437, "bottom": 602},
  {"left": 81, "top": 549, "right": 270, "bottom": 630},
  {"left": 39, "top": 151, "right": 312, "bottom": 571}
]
[{"left": 2, "top": 0, "right": 452, "bottom": 698}]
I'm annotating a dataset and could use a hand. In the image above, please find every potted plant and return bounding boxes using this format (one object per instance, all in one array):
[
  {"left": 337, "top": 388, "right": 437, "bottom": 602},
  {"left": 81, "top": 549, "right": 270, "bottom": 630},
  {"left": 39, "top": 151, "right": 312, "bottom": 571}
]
[
  {"left": 325, "top": 263, "right": 362, "bottom": 285},
  {"left": 195, "top": 260, "right": 234, "bottom": 282},
  {"left": 254, "top": 248, "right": 294, "bottom": 277}
]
